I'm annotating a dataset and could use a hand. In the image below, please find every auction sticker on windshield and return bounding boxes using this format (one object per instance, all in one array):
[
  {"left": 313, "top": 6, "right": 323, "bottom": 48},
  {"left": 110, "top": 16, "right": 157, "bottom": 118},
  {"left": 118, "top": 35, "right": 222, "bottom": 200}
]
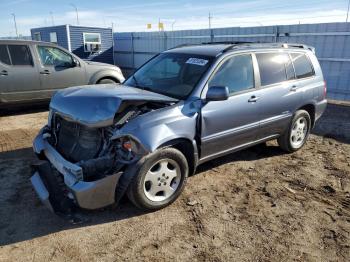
[{"left": 186, "top": 58, "right": 209, "bottom": 66}]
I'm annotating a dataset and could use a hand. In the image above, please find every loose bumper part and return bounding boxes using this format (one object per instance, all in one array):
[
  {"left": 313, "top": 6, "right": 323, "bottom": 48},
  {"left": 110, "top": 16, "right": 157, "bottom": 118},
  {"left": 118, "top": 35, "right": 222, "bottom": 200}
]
[{"left": 31, "top": 130, "right": 123, "bottom": 211}]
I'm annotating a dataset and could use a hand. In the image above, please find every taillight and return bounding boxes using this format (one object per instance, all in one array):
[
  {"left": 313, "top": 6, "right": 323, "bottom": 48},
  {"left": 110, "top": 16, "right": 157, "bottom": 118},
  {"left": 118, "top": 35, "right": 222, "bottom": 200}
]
[{"left": 323, "top": 81, "right": 327, "bottom": 99}]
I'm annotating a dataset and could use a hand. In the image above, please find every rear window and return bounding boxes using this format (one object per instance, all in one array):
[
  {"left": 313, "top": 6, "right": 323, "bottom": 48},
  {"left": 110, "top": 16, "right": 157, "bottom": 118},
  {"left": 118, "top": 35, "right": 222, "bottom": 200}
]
[
  {"left": 8, "top": 45, "right": 33, "bottom": 66},
  {"left": 291, "top": 53, "right": 315, "bottom": 79},
  {"left": 0, "top": 45, "right": 11, "bottom": 65},
  {"left": 256, "top": 52, "right": 293, "bottom": 86}
]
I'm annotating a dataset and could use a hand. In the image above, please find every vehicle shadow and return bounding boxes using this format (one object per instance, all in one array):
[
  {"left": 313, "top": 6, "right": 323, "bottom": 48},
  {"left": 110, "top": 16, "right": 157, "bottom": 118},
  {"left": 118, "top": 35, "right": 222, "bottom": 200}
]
[
  {"left": 311, "top": 103, "right": 350, "bottom": 145},
  {"left": 195, "top": 142, "right": 285, "bottom": 175},
  {"left": 0, "top": 103, "right": 49, "bottom": 117},
  {"left": 0, "top": 147, "right": 148, "bottom": 247}
]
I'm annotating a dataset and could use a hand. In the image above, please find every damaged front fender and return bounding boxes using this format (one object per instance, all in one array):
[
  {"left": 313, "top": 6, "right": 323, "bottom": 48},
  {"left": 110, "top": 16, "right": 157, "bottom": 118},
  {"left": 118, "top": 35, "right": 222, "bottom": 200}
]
[{"left": 115, "top": 99, "right": 200, "bottom": 153}]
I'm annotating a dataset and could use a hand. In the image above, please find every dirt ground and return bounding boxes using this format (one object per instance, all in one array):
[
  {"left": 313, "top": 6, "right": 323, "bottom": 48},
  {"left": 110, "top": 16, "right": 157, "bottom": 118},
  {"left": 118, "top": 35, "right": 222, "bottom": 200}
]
[{"left": 0, "top": 103, "right": 349, "bottom": 262}]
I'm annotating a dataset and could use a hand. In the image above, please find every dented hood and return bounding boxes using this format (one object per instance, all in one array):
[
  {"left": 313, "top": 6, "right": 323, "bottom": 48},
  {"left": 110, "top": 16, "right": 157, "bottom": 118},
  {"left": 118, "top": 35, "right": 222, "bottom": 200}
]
[{"left": 50, "top": 84, "right": 177, "bottom": 128}]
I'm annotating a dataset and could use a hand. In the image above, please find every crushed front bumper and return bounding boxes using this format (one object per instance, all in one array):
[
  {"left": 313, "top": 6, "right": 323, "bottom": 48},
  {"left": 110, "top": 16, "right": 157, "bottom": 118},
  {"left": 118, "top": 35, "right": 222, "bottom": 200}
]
[{"left": 31, "top": 129, "right": 122, "bottom": 212}]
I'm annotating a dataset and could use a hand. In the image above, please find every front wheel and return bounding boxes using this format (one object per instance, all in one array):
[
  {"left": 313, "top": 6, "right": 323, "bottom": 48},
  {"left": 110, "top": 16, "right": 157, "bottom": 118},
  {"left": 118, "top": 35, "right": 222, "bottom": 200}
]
[
  {"left": 126, "top": 148, "right": 188, "bottom": 211},
  {"left": 278, "top": 110, "right": 311, "bottom": 153}
]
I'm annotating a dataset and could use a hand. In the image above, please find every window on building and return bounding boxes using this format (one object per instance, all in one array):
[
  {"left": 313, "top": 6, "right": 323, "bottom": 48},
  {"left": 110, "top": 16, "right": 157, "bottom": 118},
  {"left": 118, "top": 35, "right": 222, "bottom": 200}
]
[
  {"left": 37, "top": 46, "right": 73, "bottom": 67},
  {"left": 83, "top": 33, "right": 101, "bottom": 52},
  {"left": 0, "top": 45, "right": 11, "bottom": 65},
  {"left": 209, "top": 54, "right": 254, "bottom": 94},
  {"left": 33, "top": 32, "right": 41, "bottom": 41},
  {"left": 290, "top": 53, "right": 315, "bottom": 79},
  {"left": 50, "top": 32, "right": 58, "bottom": 43},
  {"left": 8, "top": 45, "right": 33, "bottom": 66},
  {"left": 256, "top": 52, "right": 294, "bottom": 86}
]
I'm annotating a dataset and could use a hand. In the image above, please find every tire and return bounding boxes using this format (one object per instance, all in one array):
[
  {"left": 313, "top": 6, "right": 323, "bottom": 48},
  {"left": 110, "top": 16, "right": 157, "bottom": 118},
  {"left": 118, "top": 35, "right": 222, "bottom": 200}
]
[
  {"left": 97, "top": 78, "right": 118, "bottom": 84},
  {"left": 278, "top": 109, "right": 311, "bottom": 153},
  {"left": 126, "top": 147, "right": 189, "bottom": 211}
]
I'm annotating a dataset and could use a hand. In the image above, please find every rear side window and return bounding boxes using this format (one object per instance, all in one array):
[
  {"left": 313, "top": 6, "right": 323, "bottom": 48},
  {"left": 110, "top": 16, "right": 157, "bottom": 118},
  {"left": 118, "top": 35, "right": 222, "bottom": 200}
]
[
  {"left": 8, "top": 45, "right": 33, "bottom": 66},
  {"left": 0, "top": 45, "right": 11, "bottom": 65},
  {"left": 256, "top": 52, "right": 294, "bottom": 86},
  {"left": 291, "top": 53, "right": 314, "bottom": 79}
]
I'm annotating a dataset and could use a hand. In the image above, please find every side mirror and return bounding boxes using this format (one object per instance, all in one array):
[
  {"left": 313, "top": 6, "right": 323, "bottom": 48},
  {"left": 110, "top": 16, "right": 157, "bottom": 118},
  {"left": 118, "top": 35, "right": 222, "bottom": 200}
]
[
  {"left": 71, "top": 58, "right": 79, "bottom": 67},
  {"left": 205, "top": 86, "right": 229, "bottom": 101}
]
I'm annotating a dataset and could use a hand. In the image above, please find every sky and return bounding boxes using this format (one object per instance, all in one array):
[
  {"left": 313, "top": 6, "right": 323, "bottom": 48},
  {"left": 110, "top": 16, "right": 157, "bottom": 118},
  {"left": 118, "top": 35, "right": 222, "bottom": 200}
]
[{"left": 0, "top": 0, "right": 349, "bottom": 37}]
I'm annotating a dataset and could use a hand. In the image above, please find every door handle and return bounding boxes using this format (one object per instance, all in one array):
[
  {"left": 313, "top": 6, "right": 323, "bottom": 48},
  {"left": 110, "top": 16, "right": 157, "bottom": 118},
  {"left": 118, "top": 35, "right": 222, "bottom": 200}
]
[
  {"left": 290, "top": 85, "right": 297, "bottom": 92},
  {"left": 0, "top": 70, "right": 8, "bottom": 76},
  {"left": 40, "top": 70, "right": 51, "bottom": 75},
  {"left": 248, "top": 95, "right": 260, "bottom": 103}
]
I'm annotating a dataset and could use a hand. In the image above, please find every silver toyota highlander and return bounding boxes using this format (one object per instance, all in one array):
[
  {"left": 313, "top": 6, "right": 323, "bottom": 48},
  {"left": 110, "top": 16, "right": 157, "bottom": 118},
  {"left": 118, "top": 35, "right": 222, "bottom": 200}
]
[{"left": 31, "top": 42, "right": 327, "bottom": 215}]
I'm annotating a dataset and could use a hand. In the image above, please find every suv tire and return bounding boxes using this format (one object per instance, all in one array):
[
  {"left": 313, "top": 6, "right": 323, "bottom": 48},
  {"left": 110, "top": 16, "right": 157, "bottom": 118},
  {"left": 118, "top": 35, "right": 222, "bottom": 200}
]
[
  {"left": 278, "top": 109, "right": 311, "bottom": 153},
  {"left": 126, "top": 147, "right": 188, "bottom": 211}
]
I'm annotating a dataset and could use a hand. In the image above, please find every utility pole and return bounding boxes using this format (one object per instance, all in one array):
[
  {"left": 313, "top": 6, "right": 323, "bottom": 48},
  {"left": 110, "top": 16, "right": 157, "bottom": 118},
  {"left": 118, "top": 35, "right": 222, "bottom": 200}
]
[
  {"left": 208, "top": 12, "right": 212, "bottom": 30},
  {"left": 50, "top": 11, "right": 55, "bottom": 26},
  {"left": 11, "top": 13, "right": 18, "bottom": 38},
  {"left": 70, "top": 3, "right": 80, "bottom": 25},
  {"left": 347, "top": 0, "right": 350, "bottom": 22},
  {"left": 208, "top": 12, "right": 213, "bottom": 42},
  {"left": 171, "top": 20, "right": 176, "bottom": 31}
]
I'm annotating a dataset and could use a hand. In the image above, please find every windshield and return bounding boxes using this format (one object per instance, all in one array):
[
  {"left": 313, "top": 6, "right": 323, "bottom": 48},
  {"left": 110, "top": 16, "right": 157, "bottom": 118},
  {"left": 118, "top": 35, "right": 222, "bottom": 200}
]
[{"left": 124, "top": 53, "right": 213, "bottom": 99}]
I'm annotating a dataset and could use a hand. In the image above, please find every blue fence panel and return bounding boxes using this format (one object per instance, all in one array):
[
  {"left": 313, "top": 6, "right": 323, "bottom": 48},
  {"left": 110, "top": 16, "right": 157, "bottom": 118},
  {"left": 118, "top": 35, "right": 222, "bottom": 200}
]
[{"left": 114, "top": 22, "right": 350, "bottom": 100}]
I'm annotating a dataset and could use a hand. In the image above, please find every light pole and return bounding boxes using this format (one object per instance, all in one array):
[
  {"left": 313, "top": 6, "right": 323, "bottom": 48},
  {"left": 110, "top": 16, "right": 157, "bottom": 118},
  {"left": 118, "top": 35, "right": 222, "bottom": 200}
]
[
  {"left": 50, "top": 11, "right": 55, "bottom": 26},
  {"left": 70, "top": 3, "right": 79, "bottom": 25},
  {"left": 208, "top": 12, "right": 212, "bottom": 30},
  {"left": 11, "top": 13, "right": 18, "bottom": 38},
  {"left": 171, "top": 20, "right": 176, "bottom": 31},
  {"left": 347, "top": 0, "right": 350, "bottom": 22}
]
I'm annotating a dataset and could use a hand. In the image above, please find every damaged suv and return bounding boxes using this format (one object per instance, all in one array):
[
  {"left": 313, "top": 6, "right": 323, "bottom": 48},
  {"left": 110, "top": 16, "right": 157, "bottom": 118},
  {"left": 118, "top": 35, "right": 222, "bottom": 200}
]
[{"left": 31, "top": 43, "right": 327, "bottom": 214}]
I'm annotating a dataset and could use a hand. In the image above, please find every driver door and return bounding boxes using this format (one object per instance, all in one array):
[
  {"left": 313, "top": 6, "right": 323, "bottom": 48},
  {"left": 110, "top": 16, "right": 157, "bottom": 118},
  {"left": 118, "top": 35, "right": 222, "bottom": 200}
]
[
  {"left": 200, "top": 54, "right": 260, "bottom": 161},
  {"left": 36, "top": 45, "right": 86, "bottom": 98}
]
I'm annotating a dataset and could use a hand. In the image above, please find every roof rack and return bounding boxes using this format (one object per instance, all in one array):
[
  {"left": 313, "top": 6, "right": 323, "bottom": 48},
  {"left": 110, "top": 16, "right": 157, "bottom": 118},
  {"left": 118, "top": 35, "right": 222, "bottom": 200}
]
[
  {"left": 222, "top": 42, "right": 315, "bottom": 54},
  {"left": 169, "top": 41, "right": 253, "bottom": 50},
  {"left": 168, "top": 42, "right": 315, "bottom": 54},
  {"left": 201, "top": 41, "right": 253, "bottom": 45}
]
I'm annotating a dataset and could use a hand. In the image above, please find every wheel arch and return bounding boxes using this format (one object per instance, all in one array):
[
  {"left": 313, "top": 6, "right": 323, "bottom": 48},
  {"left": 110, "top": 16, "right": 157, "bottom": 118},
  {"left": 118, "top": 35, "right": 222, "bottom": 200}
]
[
  {"left": 158, "top": 138, "right": 199, "bottom": 176},
  {"left": 97, "top": 76, "right": 121, "bottom": 84},
  {"left": 88, "top": 70, "right": 124, "bottom": 84},
  {"left": 297, "top": 103, "right": 316, "bottom": 128}
]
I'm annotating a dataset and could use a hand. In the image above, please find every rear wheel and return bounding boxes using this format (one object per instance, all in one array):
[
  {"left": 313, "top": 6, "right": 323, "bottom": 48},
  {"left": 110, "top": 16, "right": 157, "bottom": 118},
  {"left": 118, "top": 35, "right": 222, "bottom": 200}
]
[
  {"left": 278, "top": 110, "right": 311, "bottom": 152},
  {"left": 97, "top": 78, "right": 118, "bottom": 84},
  {"left": 126, "top": 148, "right": 188, "bottom": 211}
]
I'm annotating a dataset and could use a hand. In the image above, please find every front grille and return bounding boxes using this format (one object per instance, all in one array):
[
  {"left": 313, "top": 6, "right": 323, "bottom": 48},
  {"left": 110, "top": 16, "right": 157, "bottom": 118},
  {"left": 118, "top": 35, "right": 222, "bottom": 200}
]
[{"left": 54, "top": 116, "right": 103, "bottom": 163}]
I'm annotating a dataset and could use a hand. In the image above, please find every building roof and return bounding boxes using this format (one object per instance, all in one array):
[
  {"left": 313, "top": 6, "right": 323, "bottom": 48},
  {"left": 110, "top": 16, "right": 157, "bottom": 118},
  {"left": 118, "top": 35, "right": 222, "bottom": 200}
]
[
  {"left": 0, "top": 39, "right": 57, "bottom": 45},
  {"left": 30, "top": 24, "right": 112, "bottom": 30}
]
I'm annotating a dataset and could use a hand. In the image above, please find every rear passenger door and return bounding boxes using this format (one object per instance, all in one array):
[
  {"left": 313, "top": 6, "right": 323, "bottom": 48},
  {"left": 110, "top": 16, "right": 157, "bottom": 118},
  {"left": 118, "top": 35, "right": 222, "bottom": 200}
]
[
  {"left": 0, "top": 44, "right": 42, "bottom": 103},
  {"left": 253, "top": 51, "right": 304, "bottom": 139}
]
